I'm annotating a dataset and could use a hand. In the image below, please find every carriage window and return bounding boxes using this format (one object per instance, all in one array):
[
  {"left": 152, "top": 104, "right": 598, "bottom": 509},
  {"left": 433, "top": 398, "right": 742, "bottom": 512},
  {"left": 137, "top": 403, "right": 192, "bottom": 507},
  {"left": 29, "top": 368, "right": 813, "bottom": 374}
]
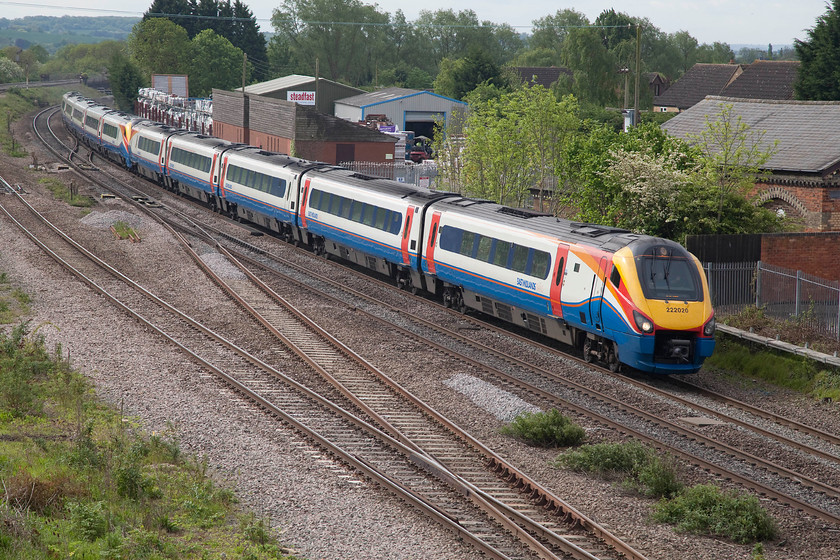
[
  {"left": 362, "top": 204, "right": 375, "bottom": 226},
  {"left": 460, "top": 231, "right": 475, "bottom": 257},
  {"left": 493, "top": 240, "right": 511, "bottom": 267},
  {"left": 555, "top": 257, "right": 565, "bottom": 286},
  {"left": 610, "top": 265, "right": 621, "bottom": 289},
  {"left": 511, "top": 245, "right": 529, "bottom": 273},
  {"left": 310, "top": 189, "right": 322, "bottom": 209},
  {"left": 376, "top": 208, "right": 389, "bottom": 230},
  {"left": 476, "top": 236, "right": 492, "bottom": 262},
  {"left": 531, "top": 250, "right": 550, "bottom": 280},
  {"left": 102, "top": 123, "right": 118, "bottom": 139},
  {"left": 350, "top": 201, "right": 363, "bottom": 222}
]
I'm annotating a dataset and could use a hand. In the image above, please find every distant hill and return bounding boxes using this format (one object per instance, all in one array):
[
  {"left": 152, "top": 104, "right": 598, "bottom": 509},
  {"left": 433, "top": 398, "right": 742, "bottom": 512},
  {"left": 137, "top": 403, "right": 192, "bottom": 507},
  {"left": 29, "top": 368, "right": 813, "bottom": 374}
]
[{"left": 0, "top": 16, "right": 139, "bottom": 53}]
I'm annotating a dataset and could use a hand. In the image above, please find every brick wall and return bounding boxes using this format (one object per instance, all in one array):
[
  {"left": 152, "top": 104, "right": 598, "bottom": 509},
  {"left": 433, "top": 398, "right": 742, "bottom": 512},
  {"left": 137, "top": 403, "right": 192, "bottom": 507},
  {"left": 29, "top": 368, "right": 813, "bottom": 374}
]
[
  {"left": 762, "top": 232, "right": 840, "bottom": 281},
  {"left": 752, "top": 180, "right": 840, "bottom": 231}
]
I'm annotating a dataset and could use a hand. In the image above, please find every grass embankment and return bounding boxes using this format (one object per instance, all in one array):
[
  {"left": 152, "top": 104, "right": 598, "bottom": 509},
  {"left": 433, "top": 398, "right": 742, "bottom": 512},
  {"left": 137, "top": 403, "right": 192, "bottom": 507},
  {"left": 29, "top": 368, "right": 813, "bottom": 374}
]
[
  {"left": 0, "top": 272, "right": 30, "bottom": 325},
  {"left": 0, "top": 315, "right": 303, "bottom": 560},
  {"left": 502, "top": 409, "right": 778, "bottom": 546},
  {"left": 713, "top": 307, "right": 840, "bottom": 402},
  {"left": 0, "top": 85, "right": 68, "bottom": 157}
]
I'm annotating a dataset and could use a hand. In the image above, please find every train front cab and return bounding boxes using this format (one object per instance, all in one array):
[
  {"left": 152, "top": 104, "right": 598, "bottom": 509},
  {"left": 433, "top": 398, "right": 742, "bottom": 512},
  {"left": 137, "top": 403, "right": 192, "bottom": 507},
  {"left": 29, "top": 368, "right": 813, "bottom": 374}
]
[{"left": 607, "top": 241, "right": 715, "bottom": 374}]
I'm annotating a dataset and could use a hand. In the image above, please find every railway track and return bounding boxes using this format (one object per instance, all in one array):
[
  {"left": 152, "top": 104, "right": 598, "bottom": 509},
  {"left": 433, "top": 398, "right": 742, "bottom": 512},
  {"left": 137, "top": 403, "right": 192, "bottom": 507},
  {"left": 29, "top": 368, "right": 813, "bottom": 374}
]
[
  {"left": 24, "top": 107, "right": 652, "bottom": 559},
  {"left": 0, "top": 179, "right": 593, "bottom": 560},
  {"left": 211, "top": 234, "right": 840, "bottom": 525},
  {"left": 26, "top": 102, "right": 840, "bottom": 552}
]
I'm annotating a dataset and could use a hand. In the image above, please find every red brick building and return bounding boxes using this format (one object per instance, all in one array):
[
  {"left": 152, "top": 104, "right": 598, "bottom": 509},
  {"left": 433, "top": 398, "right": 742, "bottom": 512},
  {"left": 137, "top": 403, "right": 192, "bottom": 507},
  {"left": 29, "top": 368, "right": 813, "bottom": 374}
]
[
  {"left": 212, "top": 89, "right": 397, "bottom": 165},
  {"left": 663, "top": 95, "right": 840, "bottom": 232}
]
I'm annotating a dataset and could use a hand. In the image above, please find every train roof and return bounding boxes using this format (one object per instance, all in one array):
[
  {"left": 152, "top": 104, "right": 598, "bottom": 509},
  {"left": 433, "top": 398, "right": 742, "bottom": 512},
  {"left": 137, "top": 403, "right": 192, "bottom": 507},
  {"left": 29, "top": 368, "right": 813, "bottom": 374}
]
[
  {"left": 308, "top": 166, "right": 456, "bottom": 203},
  {"left": 433, "top": 197, "right": 647, "bottom": 253},
  {"left": 224, "top": 146, "right": 314, "bottom": 171},
  {"left": 169, "top": 133, "right": 234, "bottom": 149},
  {"left": 132, "top": 121, "right": 182, "bottom": 134}
]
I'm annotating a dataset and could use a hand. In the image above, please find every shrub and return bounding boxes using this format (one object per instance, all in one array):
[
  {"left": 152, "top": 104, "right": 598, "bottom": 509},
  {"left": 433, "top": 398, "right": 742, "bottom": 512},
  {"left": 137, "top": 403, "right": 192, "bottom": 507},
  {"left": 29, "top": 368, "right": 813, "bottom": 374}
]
[
  {"left": 241, "top": 514, "right": 273, "bottom": 546},
  {"left": 2, "top": 471, "right": 85, "bottom": 514},
  {"left": 652, "top": 483, "right": 778, "bottom": 544},
  {"left": 67, "top": 500, "right": 108, "bottom": 541},
  {"left": 554, "top": 441, "right": 683, "bottom": 498},
  {"left": 500, "top": 409, "right": 586, "bottom": 447}
]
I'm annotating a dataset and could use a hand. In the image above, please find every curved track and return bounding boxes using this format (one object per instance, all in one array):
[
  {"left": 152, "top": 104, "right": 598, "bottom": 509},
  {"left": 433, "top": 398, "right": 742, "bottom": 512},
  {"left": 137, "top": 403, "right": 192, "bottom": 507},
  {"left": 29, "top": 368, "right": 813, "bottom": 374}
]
[
  {"left": 28, "top": 102, "right": 840, "bottom": 550},
  {"left": 24, "top": 106, "right": 653, "bottom": 560}
]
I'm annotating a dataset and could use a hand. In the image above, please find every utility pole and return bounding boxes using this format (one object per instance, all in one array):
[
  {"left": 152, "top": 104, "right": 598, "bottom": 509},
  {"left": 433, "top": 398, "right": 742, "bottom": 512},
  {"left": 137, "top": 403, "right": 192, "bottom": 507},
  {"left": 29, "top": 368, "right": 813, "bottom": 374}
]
[
  {"left": 241, "top": 52, "right": 247, "bottom": 91},
  {"left": 633, "top": 24, "right": 641, "bottom": 126}
]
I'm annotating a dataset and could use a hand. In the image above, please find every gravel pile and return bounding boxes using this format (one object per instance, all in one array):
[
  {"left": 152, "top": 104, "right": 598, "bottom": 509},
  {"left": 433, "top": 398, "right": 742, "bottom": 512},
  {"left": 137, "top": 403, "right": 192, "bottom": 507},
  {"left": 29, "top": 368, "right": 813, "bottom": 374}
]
[{"left": 444, "top": 372, "right": 541, "bottom": 422}]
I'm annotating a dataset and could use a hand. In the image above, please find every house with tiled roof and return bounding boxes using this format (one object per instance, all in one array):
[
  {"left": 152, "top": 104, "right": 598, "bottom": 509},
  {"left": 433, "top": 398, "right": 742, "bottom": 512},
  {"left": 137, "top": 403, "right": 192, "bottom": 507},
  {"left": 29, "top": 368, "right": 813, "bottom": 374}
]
[
  {"left": 510, "top": 66, "right": 573, "bottom": 89},
  {"left": 653, "top": 63, "right": 743, "bottom": 113},
  {"left": 662, "top": 95, "right": 840, "bottom": 231},
  {"left": 654, "top": 60, "right": 801, "bottom": 113},
  {"left": 719, "top": 60, "right": 799, "bottom": 100}
]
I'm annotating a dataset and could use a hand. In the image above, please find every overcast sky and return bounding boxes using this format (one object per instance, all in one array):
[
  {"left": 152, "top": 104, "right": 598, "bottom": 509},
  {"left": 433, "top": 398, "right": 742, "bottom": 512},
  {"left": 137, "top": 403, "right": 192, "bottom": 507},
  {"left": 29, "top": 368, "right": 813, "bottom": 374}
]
[{"left": 0, "top": 0, "right": 829, "bottom": 47}]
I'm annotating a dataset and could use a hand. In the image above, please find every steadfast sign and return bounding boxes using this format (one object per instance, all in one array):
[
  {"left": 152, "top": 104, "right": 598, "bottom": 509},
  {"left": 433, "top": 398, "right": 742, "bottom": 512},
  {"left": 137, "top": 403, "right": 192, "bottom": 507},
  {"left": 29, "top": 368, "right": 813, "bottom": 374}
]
[{"left": 287, "top": 91, "right": 315, "bottom": 105}]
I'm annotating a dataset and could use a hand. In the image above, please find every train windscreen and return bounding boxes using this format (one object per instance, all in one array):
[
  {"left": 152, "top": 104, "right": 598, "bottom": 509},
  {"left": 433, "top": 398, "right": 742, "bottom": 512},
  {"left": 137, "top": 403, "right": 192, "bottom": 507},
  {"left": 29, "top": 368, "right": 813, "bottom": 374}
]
[{"left": 634, "top": 245, "right": 701, "bottom": 302}]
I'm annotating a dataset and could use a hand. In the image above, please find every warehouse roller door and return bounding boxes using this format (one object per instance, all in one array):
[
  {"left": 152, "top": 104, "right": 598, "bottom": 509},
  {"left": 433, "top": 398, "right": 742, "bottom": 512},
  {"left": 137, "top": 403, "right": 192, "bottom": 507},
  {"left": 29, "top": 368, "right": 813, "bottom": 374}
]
[{"left": 405, "top": 111, "right": 444, "bottom": 139}]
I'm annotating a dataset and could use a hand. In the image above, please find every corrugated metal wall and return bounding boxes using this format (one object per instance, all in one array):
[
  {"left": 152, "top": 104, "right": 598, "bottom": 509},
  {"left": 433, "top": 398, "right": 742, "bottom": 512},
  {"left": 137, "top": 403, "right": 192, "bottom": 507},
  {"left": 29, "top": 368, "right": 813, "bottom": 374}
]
[
  {"left": 686, "top": 234, "right": 762, "bottom": 262},
  {"left": 249, "top": 96, "right": 296, "bottom": 139}
]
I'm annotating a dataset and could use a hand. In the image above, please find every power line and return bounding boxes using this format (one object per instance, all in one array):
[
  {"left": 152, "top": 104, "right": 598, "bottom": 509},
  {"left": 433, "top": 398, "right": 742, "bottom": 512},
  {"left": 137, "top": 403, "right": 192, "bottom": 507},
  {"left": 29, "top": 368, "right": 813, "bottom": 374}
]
[{"left": 0, "top": 2, "right": 638, "bottom": 32}]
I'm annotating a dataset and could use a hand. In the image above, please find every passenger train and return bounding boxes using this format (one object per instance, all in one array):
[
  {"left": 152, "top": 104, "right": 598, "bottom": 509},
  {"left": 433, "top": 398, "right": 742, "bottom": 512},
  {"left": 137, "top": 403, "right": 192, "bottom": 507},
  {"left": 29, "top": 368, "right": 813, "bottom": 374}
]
[{"left": 61, "top": 91, "right": 716, "bottom": 374}]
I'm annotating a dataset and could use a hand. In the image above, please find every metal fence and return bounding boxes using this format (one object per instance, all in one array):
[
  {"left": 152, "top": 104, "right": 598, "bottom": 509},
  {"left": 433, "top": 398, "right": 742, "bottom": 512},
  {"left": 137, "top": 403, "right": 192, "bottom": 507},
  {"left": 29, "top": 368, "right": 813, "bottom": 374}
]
[
  {"left": 341, "top": 160, "right": 439, "bottom": 189},
  {"left": 705, "top": 261, "right": 840, "bottom": 339}
]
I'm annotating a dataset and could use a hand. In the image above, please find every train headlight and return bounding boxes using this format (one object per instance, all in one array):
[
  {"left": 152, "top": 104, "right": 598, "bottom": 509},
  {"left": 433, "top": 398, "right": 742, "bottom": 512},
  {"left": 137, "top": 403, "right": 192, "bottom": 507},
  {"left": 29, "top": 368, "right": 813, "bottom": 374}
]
[
  {"left": 703, "top": 316, "right": 716, "bottom": 337},
  {"left": 633, "top": 310, "right": 654, "bottom": 333}
]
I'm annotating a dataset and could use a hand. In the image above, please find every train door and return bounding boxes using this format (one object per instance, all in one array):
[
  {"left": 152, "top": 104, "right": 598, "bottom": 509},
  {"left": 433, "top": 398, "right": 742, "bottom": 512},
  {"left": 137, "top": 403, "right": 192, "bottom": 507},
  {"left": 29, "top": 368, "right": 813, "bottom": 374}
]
[
  {"left": 298, "top": 177, "right": 312, "bottom": 228},
  {"left": 424, "top": 211, "right": 442, "bottom": 274},
  {"left": 400, "top": 206, "right": 416, "bottom": 265},
  {"left": 549, "top": 243, "right": 570, "bottom": 317},
  {"left": 588, "top": 256, "right": 609, "bottom": 331}
]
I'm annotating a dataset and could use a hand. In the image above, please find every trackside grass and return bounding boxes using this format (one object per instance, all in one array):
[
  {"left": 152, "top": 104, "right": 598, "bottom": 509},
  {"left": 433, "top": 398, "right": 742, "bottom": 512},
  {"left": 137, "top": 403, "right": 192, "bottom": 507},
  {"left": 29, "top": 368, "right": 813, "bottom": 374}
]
[
  {"left": 0, "top": 322, "right": 303, "bottom": 560},
  {"left": 552, "top": 440, "right": 778, "bottom": 544},
  {"left": 0, "top": 86, "right": 67, "bottom": 157},
  {"left": 651, "top": 483, "right": 778, "bottom": 544},
  {"left": 553, "top": 441, "right": 683, "bottom": 499},
  {"left": 705, "top": 336, "right": 840, "bottom": 402},
  {"left": 500, "top": 408, "right": 586, "bottom": 447}
]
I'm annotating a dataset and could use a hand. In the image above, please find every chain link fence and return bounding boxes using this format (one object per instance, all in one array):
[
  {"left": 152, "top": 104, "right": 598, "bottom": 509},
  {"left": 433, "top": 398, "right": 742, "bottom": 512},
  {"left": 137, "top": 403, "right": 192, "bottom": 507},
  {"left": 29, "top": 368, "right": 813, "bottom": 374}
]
[
  {"left": 705, "top": 261, "right": 840, "bottom": 339},
  {"left": 341, "top": 160, "right": 439, "bottom": 189}
]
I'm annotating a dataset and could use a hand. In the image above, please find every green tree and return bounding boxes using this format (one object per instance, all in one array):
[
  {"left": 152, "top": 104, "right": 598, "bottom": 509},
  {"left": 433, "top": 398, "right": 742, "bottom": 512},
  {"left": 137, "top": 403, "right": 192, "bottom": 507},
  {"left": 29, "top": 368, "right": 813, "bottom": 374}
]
[
  {"left": 40, "top": 41, "right": 124, "bottom": 80},
  {"left": 433, "top": 47, "right": 505, "bottom": 100},
  {"left": 561, "top": 27, "right": 617, "bottom": 107},
  {"left": 0, "top": 57, "right": 24, "bottom": 83},
  {"left": 696, "top": 41, "right": 734, "bottom": 64},
  {"left": 271, "top": 0, "right": 389, "bottom": 86},
  {"left": 594, "top": 9, "right": 635, "bottom": 51},
  {"left": 189, "top": 29, "right": 247, "bottom": 97},
  {"left": 144, "top": 0, "right": 196, "bottom": 35},
  {"left": 795, "top": 0, "right": 840, "bottom": 100},
  {"left": 445, "top": 85, "right": 580, "bottom": 208},
  {"left": 687, "top": 103, "right": 778, "bottom": 225},
  {"left": 108, "top": 50, "right": 145, "bottom": 111},
  {"left": 672, "top": 31, "right": 699, "bottom": 74},
  {"left": 145, "top": 0, "right": 267, "bottom": 81},
  {"left": 128, "top": 17, "right": 191, "bottom": 79},
  {"left": 528, "top": 9, "right": 590, "bottom": 65},
  {"left": 28, "top": 45, "right": 49, "bottom": 65}
]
